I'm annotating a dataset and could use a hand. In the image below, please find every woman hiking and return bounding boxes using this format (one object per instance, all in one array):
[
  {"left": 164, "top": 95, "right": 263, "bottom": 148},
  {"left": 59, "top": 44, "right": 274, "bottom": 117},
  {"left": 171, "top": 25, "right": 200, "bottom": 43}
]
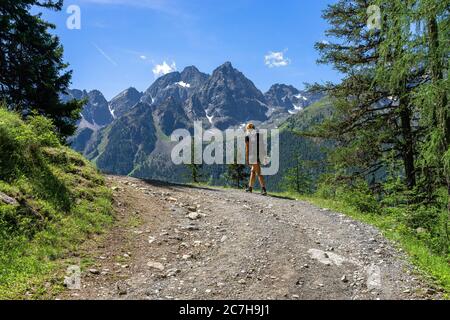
[{"left": 245, "top": 123, "right": 268, "bottom": 196}]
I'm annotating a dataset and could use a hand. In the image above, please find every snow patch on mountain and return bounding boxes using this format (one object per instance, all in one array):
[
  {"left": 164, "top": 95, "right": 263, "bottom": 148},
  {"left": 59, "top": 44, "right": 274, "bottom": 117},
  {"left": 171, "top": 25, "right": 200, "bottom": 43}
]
[
  {"left": 108, "top": 103, "right": 116, "bottom": 119},
  {"left": 176, "top": 81, "right": 191, "bottom": 88}
]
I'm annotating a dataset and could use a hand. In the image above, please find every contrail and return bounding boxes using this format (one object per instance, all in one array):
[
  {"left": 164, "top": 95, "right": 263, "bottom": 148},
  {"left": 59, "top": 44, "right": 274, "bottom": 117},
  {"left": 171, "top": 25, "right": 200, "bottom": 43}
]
[{"left": 92, "top": 42, "right": 118, "bottom": 66}]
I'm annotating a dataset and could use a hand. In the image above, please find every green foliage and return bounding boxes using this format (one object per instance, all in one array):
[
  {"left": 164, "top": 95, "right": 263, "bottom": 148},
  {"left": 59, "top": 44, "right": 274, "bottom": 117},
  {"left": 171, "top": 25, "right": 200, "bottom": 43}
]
[
  {"left": 316, "top": 177, "right": 380, "bottom": 214},
  {"left": 0, "top": 0, "right": 83, "bottom": 138},
  {"left": 280, "top": 157, "right": 314, "bottom": 195},
  {"left": 0, "top": 108, "right": 112, "bottom": 299},
  {"left": 225, "top": 163, "right": 249, "bottom": 189}
]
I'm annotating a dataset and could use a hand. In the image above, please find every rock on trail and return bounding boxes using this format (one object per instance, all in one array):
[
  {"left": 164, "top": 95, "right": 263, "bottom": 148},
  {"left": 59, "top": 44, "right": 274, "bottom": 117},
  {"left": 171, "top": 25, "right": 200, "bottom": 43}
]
[{"left": 59, "top": 176, "right": 441, "bottom": 300}]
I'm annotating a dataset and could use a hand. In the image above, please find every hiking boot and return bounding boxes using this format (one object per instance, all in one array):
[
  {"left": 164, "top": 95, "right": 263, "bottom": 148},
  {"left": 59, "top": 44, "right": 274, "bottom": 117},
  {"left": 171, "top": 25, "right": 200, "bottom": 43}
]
[
  {"left": 245, "top": 187, "right": 253, "bottom": 193},
  {"left": 261, "top": 188, "right": 267, "bottom": 196}
]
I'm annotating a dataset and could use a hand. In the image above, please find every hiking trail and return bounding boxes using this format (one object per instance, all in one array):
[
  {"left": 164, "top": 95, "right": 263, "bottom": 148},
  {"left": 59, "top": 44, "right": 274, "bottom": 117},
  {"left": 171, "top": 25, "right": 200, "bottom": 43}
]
[{"left": 60, "top": 176, "right": 440, "bottom": 300}]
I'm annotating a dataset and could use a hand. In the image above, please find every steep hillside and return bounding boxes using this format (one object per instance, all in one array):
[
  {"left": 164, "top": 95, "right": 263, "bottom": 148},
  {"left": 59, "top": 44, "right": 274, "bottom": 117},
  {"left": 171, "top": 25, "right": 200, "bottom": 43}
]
[
  {"left": 0, "top": 108, "right": 113, "bottom": 298},
  {"left": 265, "top": 97, "right": 334, "bottom": 191},
  {"left": 94, "top": 102, "right": 158, "bottom": 175}
]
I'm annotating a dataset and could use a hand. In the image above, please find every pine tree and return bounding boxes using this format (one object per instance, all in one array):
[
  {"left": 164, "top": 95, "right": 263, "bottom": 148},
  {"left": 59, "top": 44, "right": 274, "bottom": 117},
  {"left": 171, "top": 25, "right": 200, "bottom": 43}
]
[
  {"left": 280, "top": 155, "right": 313, "bottom": 194},
  {"left": 186, "top": 137, "right": 203, "bottom": 183},
  {"left": 0, "top": 0, "right": 83, "bottom": 139},
  {"left": 406, "top": 0, "right": 449, "bottom": 246},
  {"left": 226, "top": 163, "right": 249, "bottom": 189},
  {"left": 310, "top": 0, "right": 421, "bottom": 190}
]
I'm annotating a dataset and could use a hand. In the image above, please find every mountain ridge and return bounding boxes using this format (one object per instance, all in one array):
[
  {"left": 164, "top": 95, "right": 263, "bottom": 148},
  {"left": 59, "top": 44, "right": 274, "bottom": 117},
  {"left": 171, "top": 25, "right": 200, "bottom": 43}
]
[{"left": 66, "top": 61, "right": 325, "bottom": 180}]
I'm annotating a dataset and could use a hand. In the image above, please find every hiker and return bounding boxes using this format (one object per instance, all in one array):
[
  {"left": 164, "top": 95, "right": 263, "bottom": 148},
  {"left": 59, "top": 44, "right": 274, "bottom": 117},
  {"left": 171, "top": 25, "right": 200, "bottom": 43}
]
[{"left": 245, "top": 123, "right": 268, "bottom": 196}]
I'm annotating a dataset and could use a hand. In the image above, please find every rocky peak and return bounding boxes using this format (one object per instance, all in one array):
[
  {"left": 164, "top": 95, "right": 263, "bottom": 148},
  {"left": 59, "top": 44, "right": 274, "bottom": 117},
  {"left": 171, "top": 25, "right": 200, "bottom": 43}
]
[{"left": 109, "top": 87, "right": 143, "bottom": 119}]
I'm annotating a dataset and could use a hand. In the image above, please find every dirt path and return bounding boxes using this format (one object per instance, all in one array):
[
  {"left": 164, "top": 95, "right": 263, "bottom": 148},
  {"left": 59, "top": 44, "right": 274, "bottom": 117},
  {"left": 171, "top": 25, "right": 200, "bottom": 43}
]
[{"left": 60, "top": 176, "right": 440, "bottom": 300}]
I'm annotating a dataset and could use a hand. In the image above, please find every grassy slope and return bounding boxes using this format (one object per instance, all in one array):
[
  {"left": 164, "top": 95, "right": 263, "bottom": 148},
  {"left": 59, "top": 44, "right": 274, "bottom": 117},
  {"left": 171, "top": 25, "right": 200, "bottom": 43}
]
[
  {"left": 0, "top": 109, "right": 113, "bottom": 299},
  {"left": 271, "top": 190, "right": 450, "bottom": 297}
]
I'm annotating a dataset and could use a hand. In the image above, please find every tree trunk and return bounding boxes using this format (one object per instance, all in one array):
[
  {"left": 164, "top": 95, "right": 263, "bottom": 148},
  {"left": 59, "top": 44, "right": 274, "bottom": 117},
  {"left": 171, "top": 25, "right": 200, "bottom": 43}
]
[
  {"left": 399, "top": 101, "right": 416, "bottom": 189},
  {"left": 428, "top": 16, "right": 450, "bottom": 250}
]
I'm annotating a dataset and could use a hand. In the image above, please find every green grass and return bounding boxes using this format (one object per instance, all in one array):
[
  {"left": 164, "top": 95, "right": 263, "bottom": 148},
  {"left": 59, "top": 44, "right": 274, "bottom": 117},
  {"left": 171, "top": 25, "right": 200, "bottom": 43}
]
[
  {"left": 271, "top": 190, "right": 450, "bottom": 297},
  {"left": 0, "top": 108, "right": 113, "bottom": 299}
]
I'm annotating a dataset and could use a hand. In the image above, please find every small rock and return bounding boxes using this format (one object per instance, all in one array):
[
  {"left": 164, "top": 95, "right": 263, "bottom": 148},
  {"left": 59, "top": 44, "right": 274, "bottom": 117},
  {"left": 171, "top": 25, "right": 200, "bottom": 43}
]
[
  {"left": 182, "top": 254, "right": 192, "bottom": 260},
  {"left": 117, "top": 283, "right": 128, "bottom": 295},
  {"left": 238, "top": 279, "right": 246, "bottom": 285},
  {"left": 166, "top": 268, "right": 180, "bottom": 277},
  {"left": 220, "top": 235, "right": 228, "bottom": 243},
  {"left": 416, "top": 227, "right": 427, "bottom": 234},
  {"left": 341, "top": 275, "right": 349, "bottom": 283},
  {"left": 0, "top": 192, "right": 18, "bottom": 206},
  {"left": 147, "top": 261, "right": 165, "bottom": 271},
  {"left": 426, "top": 288, "right": 436, "bottom": 295},
  {"left": 188, "top": 212, "right": 200, "bottom": 220},
  {"left": 89, "top": 269, "right": 100, "bottom": 275}
]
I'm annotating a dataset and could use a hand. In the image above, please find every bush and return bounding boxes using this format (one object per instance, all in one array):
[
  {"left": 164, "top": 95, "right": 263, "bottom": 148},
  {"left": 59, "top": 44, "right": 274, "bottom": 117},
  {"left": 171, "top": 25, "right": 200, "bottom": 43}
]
[
  {"left": 315, "top": 177, "right": 380, "bottom": 213},
  {"left": 336, "top": 180, "right": 380, "bottom": 214}
]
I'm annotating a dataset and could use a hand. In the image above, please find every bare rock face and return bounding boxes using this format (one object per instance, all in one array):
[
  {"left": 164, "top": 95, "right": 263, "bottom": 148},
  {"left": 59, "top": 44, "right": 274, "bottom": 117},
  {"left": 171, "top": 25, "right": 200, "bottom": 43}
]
[
  {"left": 0, "top": 192, "right": 18, "bottom": 206},
  {"left": 109, "top": 87, "right": 143, "bottom": 119},
  {"left": 188, "top": 62, "right": 268, "bottom": 130}
]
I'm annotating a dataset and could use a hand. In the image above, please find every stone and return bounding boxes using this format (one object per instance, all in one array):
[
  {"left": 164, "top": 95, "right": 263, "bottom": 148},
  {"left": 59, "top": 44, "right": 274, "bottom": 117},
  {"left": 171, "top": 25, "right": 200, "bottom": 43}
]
[
  {"left": 416, "top": 227, "right": 427, "bottom": 234},
  {"left": 308, "top": 249, "right": 347, "bottom": 266},
  {"left": 0, "top": 192, "right": 18, "bottom": 206},
  {"left": 188, "top": 212, "right": 200, "bottom": 220},
  {"left": 89, "top": 269, "right": 100, "bottom": 275},
  {"left": 117, "top": 283, "right": 128, "bottom": 295},
  {"left": 147, "top": 261, "right": 165, "bottom": 271},
  {"left": 166, "top": 268, "right": 180, "bottom": 277},
  {"left": 187, "top": 206, "right": 197, "bottom": 212}
]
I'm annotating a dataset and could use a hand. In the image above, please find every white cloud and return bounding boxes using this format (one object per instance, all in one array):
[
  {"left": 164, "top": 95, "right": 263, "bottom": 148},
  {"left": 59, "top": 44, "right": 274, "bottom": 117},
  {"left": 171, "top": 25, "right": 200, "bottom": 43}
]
[
  {"left": 140, "top": 55, "right": 148, "bottom": 60},
  {"left": 264, "top": 50, "right": 291, "bottom": 68},
  {"left": 152, "top": 61, "right": 177, "bottom": 78}
]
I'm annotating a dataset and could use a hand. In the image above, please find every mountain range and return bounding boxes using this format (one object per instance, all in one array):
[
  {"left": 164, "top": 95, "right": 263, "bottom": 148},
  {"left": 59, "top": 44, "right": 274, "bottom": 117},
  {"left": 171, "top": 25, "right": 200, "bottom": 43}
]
[{"left": 65, "top": 62, "right": 325, "bottom": 183}]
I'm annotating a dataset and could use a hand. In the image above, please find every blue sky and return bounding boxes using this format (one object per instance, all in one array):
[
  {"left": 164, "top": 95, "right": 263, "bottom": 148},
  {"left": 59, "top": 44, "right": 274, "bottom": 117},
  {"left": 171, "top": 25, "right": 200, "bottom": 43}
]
[{"left": 40, "top": 0, "right": 341, "bottom": 100}]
